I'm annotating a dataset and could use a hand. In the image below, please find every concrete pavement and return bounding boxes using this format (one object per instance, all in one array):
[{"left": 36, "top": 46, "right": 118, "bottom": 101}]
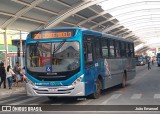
[
  {"left": 0, "top": 82, "right": 25, "bottom": 98},
  {"left": 1, "top": 64, "right": 160, "bottom": 105}
]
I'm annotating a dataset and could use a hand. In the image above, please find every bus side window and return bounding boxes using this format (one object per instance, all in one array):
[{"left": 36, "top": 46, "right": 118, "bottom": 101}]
[
  {"left": 101, "top": 38, "right": 109, "bottom": 58},
  {"left": 84, "top": 42, "right": 94, "bottom": 67},
  {"left": 94, "top": 37, "right": 101, "bottom": 58},
  {"left": 83, "top": 35, "right": 94, "bottom": 67},
  {"left": 115, "top": 41, "right": 120, "bottom": 58},
  {"left": 109, "top": 39, "right": 115, "bottom": 58},
  {"left": 120, "top": 42, "right": 126, "bottom": 57},
  {"left": 126, "top": 43, "right": 129, "bottom": 57},
  {"left": 130, "top": 43, "right": 134, "bottom": 57},
  {"left": 128, "top": 43, "right": 132, "bottom": 57},
  {"left": 83, "top": 42, "right": 87, "bottom": 62}
]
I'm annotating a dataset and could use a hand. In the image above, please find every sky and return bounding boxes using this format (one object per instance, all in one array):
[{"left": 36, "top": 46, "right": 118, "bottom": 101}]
[{"left": 98, "top": 0, "right": 160, "bottom": 49}]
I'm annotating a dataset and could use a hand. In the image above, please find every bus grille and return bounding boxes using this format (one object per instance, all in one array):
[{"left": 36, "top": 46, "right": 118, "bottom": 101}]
[{"left": 32, "top": 86, "right": 74, "bottom": 94}]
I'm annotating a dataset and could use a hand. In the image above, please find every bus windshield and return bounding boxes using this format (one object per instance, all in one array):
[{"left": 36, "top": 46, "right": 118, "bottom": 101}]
[{"left": 26, "top": 42, "right": 80, "bottom": 73}]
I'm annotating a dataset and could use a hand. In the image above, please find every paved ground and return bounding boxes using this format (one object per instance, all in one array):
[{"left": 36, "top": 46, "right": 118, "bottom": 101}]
[
  {"left": 0, "top": 82, "right": 25, "bottom": 99},
  {"left": 0, "top": 63, "right": 160, "bottom": 114}
]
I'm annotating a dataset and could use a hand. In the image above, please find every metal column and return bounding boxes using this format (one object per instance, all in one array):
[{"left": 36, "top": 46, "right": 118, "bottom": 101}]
[
  {"left": 4, "top": 30, "right": 8, "bottom": 69},
  {"left": 20, "top": 31, "right": 23, "bottom": 67}
]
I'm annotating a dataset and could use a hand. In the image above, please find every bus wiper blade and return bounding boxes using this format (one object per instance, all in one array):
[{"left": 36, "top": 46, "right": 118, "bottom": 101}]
[
  {"left": 53, "top": 40, "right": 66, "bottom": 53},
  {"left": 33, "top": 41, "right": 39, "bottom": 55},
  {"left": 34, "top": 41, "right": 39, "bottom": 49},
  {"left": 30, "top": 41, "right": 39, "bottom": 58}
]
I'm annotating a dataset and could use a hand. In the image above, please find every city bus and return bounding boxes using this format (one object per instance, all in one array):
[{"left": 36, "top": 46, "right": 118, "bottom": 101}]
[
  {"left": 135, "top": 55, "right": 146, "bottom": 66},
  {"left": 157, "top": 53, "right": 160, "bottom": 67},
  {"left": 25, "top": 27, "right": 136, "bottom": 99}
]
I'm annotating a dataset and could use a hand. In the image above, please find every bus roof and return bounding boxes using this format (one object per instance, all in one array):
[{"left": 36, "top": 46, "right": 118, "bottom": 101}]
[
  {"left": 30, "top": 27, "right": 82, "bottom": 33},
  {"left": 30, "top": 27, "right": 133, "bottom": 43},
  {"left": 80, "top": 28, "right": 133, "bottom": 43}
]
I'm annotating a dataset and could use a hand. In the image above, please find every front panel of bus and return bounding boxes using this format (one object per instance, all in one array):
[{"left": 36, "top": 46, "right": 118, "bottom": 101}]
[{"left": 25, "top": 29, "right": 85, "bottom": 96}]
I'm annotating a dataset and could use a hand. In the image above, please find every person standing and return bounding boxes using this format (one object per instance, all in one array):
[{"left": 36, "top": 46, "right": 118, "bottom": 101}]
[
  {"left": 148, "top": 58, "right": 151, "bottom": 70},
  {"left": 152, "top": 59, "right": 154, "bottom": 65},
  {"left": 6, "top": 65, "right": 15, "bottom": 89},
  {"left": 21, "top": 66, "right": 26, "bottom": 82},
  {"left": 0, "top": 62, "right": 6, "bottom": 88},
  {"left": 13, "top": 62, "right": 21, "bottom": 87}
]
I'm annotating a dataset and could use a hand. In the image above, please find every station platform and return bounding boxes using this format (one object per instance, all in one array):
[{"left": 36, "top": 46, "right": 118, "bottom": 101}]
[{"left": 0, "top": 83, "right": 26, "bottom": 98}]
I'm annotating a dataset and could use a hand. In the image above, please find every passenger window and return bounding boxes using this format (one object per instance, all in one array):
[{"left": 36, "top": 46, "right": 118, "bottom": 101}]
[
  {"left": 83, "top": 35, "right": 94, "bottom": 67},
  {"left": 126, "top": 43, "right": 129, "bottom": 57},
  {"left": 128, "top": 43, "right": 131, "bottom": 57},
  {"left": 101, "top": 39, "right": 109, "bottom": 58},
  {"left": 109, "top": 40, "right": 115, "bottom": 58},
  {"left": 115, "top": 41, "right": 120, "bottom": 58},
  {"left": 95, "top": 38, "right": 101, "bottom": 58},
  {"left": 120, "top": 42, "right": 126, "bottom": 57},
  {"left": 130, "top": 43, "right": 134, "bottom": 57}
]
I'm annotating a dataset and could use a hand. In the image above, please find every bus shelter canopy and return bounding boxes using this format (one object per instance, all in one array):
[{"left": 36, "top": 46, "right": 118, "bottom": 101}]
[{"left": 0, "top": 0, "right": 160, "bottom": 52}]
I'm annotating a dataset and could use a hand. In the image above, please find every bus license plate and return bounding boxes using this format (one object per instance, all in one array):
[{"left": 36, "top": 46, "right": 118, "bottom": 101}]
[{"left": 48, "top": 88, "right": 58, "bottom": 92}]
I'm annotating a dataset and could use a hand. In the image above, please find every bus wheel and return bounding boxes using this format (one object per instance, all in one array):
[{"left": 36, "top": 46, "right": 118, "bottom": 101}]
[
  {"left": 121, "top": 73, "right": 127, "bottom": 88},
  {"left": 90, "top": 78, "right": 102, "bottom": 99}
]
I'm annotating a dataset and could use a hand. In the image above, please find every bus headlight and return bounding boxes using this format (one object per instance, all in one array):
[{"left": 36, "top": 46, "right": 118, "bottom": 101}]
[
  {"left": 72, "top": 74, "right": 84, "bottom": 86},
  {"left": 141, "top": 61, "right": 143, "bottom": 64}
]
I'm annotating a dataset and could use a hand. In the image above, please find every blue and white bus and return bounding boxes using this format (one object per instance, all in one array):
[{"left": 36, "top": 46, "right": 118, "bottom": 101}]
[
  {"left": 25, "top": 27, "right": 136, "bottom": 99},
  {"left": 157, "top": 53, "right": 160, "bottom": 67}
]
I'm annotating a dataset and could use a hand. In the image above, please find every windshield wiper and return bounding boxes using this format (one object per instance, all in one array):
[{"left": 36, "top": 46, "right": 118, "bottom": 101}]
[
  {"left": 34, "top": 41, "right": 39, "bottom": 56},
  {"left": 52, "top": 40, "right": 66, "bottom": 65},
  {"left": 30, "top": 41, "right": 39, "bottom": 57},
  {"left": 53, "top": 40, "right": 66, "bottom": 54}
]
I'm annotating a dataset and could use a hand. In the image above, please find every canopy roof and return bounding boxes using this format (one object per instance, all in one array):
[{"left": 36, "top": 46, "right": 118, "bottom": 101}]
[{"left": 0, "top": 0, "right": 160, "bottom": 52}]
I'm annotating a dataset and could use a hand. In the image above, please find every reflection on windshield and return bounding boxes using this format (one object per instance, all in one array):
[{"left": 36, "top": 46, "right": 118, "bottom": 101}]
[{"left": 26, "top": 42, "right": 80, "bottom": 73}]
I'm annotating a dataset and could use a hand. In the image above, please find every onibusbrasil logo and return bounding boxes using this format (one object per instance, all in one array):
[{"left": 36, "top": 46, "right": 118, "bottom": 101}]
[{"left": 1, "top": 106, "right": 42, "bottom": 112}]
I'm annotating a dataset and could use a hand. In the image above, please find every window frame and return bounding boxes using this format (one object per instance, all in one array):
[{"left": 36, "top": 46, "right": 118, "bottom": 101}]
[
  {"left": 108, "top": 39, "right": 115, "bottom": 58},
  {"left": 83, "top": 34, "right": 95, "bottom": 68},
  {"left": 101, "top": 37, "right": 109, "bottom": 59},
  {"left": 115, "top": 40, "right": 121, "bottom": 58},
  {"left": 94, "top": 37, "right": 102, "bottom": 59}
]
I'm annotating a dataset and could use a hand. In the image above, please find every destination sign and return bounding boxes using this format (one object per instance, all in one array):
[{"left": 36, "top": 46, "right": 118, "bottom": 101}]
[{"left": 31, "top": 30, "right": 74, "bottom": 39}]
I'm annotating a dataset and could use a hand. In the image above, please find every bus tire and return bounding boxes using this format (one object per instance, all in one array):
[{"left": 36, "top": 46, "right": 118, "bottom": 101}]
[
  {"left": 90, "top": 78, "right": 102, "bottom": 99},
  {"left": 121, "top": 72, "right": 127, "bottom": 88}
]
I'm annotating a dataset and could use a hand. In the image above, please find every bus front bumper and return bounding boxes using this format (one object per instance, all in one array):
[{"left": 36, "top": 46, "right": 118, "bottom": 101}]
[{"left": 25, "top": 82, "right": 85, "bottom": 97}]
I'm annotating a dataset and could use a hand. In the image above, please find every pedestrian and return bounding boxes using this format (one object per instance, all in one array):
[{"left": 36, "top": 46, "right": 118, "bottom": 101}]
[
  {"left": 6, "top": 65, "right": 15, "bottom": 89},
  {"left": 13, "top": 62, "right": 21, "bottom": 87},
  {"left": 152, "top": 59, "right": 154, "bottom": 65},
  {"left": 148, "top": 58, "right": 151, "bottom": 70},
  {"left": 0, "top": 62, "right": 6, "bottom": 88},
  {"left": 20, "top": 66, "right": 26, "bottom": 82}
]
